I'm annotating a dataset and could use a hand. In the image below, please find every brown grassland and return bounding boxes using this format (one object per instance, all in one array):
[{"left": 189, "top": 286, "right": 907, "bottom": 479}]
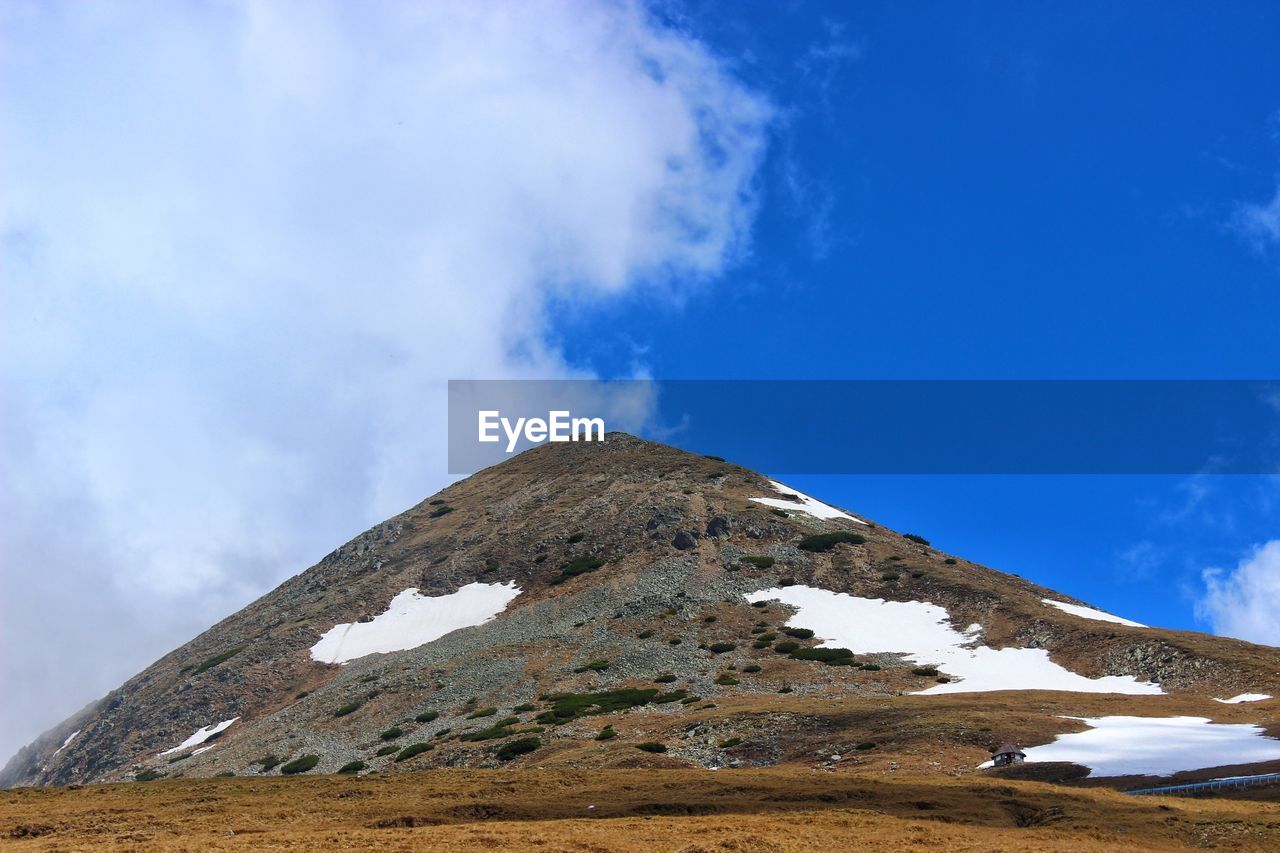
[{"left": 3, "top": 768, "right": 1279, "bottom": 851}]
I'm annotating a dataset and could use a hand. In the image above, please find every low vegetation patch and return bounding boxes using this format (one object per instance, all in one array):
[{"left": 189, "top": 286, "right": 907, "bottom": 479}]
[
  {"left": 414, "top": 711, "right": 439, "bottom": 723},
  {"left": 428, "top": 505, "right": 454, "bottom": 518},
  {"left": 635, "top": 742, "right": 667, "bottom": 753},
  {"left": 334, "top": 700, "right": 364, "bottom": 717},
  {"left": 534, "top": 688, "right": 662, "bottom": 723},
  {"left": 790, "top": 647, "right": 857, "bottom": 666},
  {"left": 573, "top": 660, "right": 610, "bottom": 673},
  {"left": 773, "top": 641, "right": 800, "bottom": 654},
  {"left": 376, "top": 745, "right": 398, "bottom": 756},
  {"left": 567, "top": 531, "right": 586, "bottom": 543},
  {"left": 739, "top": 555, "right": 775, "bottom": 569},
  {"left": 654, "top": 674, "right": 677, "bottom": 683},
  {"left": 467, "top": 707, "right": 498, "bottom": 719},
  {"left": 337, "top": 760, "right": 365, "bottom": 774},
  {"left": 742, "top": 664, "right": 762, "bottom": 673},
  {"left": 798, "top": 532, "right": 866, "bottom": 552},
  {"left": 257, "top": 755, "right": 280, "bottom": 771},
  {"left": 496, "top": 737, "right": 541, "bottom": 761},
  {"left": 596, "top": 725, "right": 616, "bottom": 740},
  {"left": 881, "top": 572, "right": 900, "bottom": 581},
  {"left": 395, "top": 743, "right": 434, "bottom": 762},
  {"left": 513, "top": 703, "right": 536, "bottom": 712},
  {"left": 459, "top": 718, "right": 522, "bottom": 742},
  {"left": 783, "top": 628, "right": 814, "bottom": 639},
  {"left": 720, "top": 737, "right": 743, "bottom": 748},
  {"left": 715, "top": 673, "right": 740, "bottom": 686},
  {"left": 912, "top": 666, "right": 939, "bottom": 677},
  {"left": 135, "top": 769, "right": 165, "bottom": 782},
  {"left": 708, "top": 642, "right": 736, "bottom": 654},
  {"left": 637, "top": 629, "right": 655, "bottom": 639},
  {"left": 856, "top": 741, "right": 878, "bottom": 750},
  {"left": 193, "top": 647, "right": 242, "bottom": 675},
  {"left": 903, "top": 533, "right": 930, "bottom": 546},
  {"left": 552, "top": 556, "right": 606, "bottom": 584},
  {"left": 281, "top": 755, "right": 320, "bottom": 775}
]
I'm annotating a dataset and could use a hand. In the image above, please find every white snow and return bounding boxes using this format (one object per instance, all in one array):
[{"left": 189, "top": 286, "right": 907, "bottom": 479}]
[
  {"left": 51, "top": 730, "right": 79, "bottom": 758},
  {"left": 985, "top": 716, "right": 1280, "bottom": 778},
  {"left": 746, "top": 585, "right": 1163, "bottom": 696},
  {"left": 191, "top": 745, "right": 216, "bottom": 756},
  {"left": 749, "top": 480, "right": 867, "bottom": 524},
  {"left": 159, "top": 718, "right": 238, "bottom": 756},
  {"left": 1214, "top": 693, "right": 1272, "bottom": 704},
  {"left": 1042, "top": 598, "right": 1146, "bottom": 628},
  {"left": 309, "top": 581, "right": 521, "bottom": 665}
]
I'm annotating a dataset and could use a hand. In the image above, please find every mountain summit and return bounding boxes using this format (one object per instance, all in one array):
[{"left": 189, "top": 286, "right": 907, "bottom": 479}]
[{"left": 5, "top": 435, "right": 1278, "bottom": 789}]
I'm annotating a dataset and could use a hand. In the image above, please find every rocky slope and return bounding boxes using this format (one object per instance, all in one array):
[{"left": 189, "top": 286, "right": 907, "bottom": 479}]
[{"left": 4, "top": 434, "right": 1279, "bottom": 789}]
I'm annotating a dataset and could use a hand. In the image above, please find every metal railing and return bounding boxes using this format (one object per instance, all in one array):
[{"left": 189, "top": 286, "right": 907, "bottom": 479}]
[{"left": 1126, "top": 772, "right": 1280, "bottom": 797}]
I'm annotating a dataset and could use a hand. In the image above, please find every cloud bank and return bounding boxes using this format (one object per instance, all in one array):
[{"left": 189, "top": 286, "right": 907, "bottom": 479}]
[
  {"left": 0, "top": 0, "right": 771, "bottom": 759},
  {"left": 1197, "top": 540, "right": 1280, "bottom": 646}
]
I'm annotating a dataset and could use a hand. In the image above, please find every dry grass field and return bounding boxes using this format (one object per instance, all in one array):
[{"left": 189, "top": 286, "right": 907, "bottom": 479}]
[{"left": 4, "top": 768, "right": 1279, "bottom": 851}]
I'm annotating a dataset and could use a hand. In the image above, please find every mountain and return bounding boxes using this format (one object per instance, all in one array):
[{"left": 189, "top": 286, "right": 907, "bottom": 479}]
[{"left": 4, "top": 434, "right": 1278, "bottom": 790}]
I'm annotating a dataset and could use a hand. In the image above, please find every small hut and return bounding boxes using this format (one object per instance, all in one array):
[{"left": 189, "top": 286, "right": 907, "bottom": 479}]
[{"left": 992, "top": 743, "right": 1026, "bottom": 767}]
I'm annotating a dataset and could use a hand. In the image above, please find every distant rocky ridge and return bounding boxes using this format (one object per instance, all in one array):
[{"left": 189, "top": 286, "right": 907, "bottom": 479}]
[{"left": 5, "top": 434, "right": 1279, "bottom": 789}]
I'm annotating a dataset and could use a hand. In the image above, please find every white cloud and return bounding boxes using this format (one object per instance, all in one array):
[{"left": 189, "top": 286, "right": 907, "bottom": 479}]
[
  {"left": 1196, "top": 540, "right": 1280, "bottom": 646},
  {"left": 1234, "top": 184, "right": 1280, "bottom": 254},
  {"left": 0, "top": 0, "right": 771, "bottom": 759}
]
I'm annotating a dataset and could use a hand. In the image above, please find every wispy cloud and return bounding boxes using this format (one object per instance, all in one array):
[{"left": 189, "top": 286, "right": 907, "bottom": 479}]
[{"left": 0, "top": 0, "right": 771, "bottom": 759}]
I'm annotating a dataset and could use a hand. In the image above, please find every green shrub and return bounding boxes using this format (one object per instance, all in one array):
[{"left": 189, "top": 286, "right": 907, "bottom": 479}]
[
  {"left": 573, "top": 660, "right": 610, "bottom": 673},
  {"left": 750, "top": 626, "right": 767, "bottom": 634},
  {"left": 778, "top": 685, "right": 793, "bottom": 694},
  {"left": 193, "top": 647, "right": 242, "bottom": 675},
  {"left": 135, "top": 769, "right": 165, "bottom": 782},
  {"left": 433, "top": 728, "right": 452, "bottom": 739},
  {"left": 215, "top": 771, "right": 235, "bottom": 778},
  {"left": 635, "top": 742, "right": 667, "bottom": 753},
  {"left": 428, "top": 505, "right": 454, "bottom": 518},
  {"left": 742, "top": 664, "right": 762, "bottom": 673},
  {"left": 903, "top": 533, "right": 930, "bottom": 546},
  {"left": 414, "top": 711, "right": 439, "bottom": 723},
  {"left": 773, "top": 641, "right": 800, "bottom": 654},
  {"left": 789, "top": 647, "right": 856, "bottom": 665},
  {"left": 679, "top": 695, "right": 702, "bottom": 705},
  {"left": 429, "top": 499, "right": 445, "bottom": 505},
  {"left": 739, "top": 555, "right": 775, "bottom": 569},
  {"left": 944, "top": 558, "right": 957, "bottom": 565},
  {"left": 752, "top": 640, "right": 772, "bottom": 649},
  {"left": 468, "top": 707, "right": 498, "bottom": 719},
  {"left": 715, "top": 673, "right": 740, "bottom": 686},
  {"left": 534, "top": 554, "right": 548, "bottom": 563},
  {"left": 380, "top": 727, "right": 403, "bottom": 741},
  {"left": 334, "top": 700, "right": 363, "bottom": 718},
  {"left": 859, "top": 663, "right": 881, "bottom": 671},
  {"left": 513, "top": 703, "right": 536, "bottom": 712},
  {"left": 703, "top": 455, "right": 726, "bottom": 462},
  {"left": 376, "top": 745, "right": 398, "bottom": 756},
  {"left": 568, "top": 531, "right": 586, "bottom": 543},
  {"left": 281, "top": 755, "right": 320, "bottom": 775},
  {"left": 637, "top": 629, "right": 656, "bottom": 639},
  {"left": 653, "top": 690, "right": 689, "bottom": 704},
  {"left": 855, "top": 742, "right": 877, "bottom": 750},
  {"left": 881, "top": 572, "right": 900, "bottom": 581},
  {"left": 596, "top": 725, "right": 616, "bottom": 740},
  {"left": 708, "top": 642, "right": 736, "bottom": 654},
  {"left": 756, "top": 633, "right": 776, "bottom": 642},
  {"left": 654, "top": 674, "right": 677, "bottom": 683},
  {"left": 496, "top": 737, "right": 541, "bottom": 761},
  {"left": 798, "top": 532, "right": 866, "bottom": 552},
  {"left": 719, "top": 737, "right": 743, "bottom": 748},
  {"left": 460, "top": 719, "right": 521, "bottom": 742},
  {"left": 535, "top": 688, "right": 662, "bottom": 723},
  {"left": 778, "top": 578, "right": 796, "bottom": 587},
  {"left": 911, "top": 571, "right": 925, "bottom": 578},
  {"left": 911, "top": 666, "right": 939, "bottom": 677},
  {"left": 703, "top": 615, "right": 717, "bottom": 623},
  {"left": 936, "top": 676, "right": 951, "bottom": 683},
  {"left": 553, "top": 556, "right": 605, "bottom": 584},
  {"left": 783, "top": 628, "right": 814, "bottom": 639},
  {"left": 668, "top": 638, "right": 682, "bottom": 645},
  {"left": 769, "top": 508, "right": 788, "bottom": 517},
  {"left": 338, "top": 760, "right": 366, "bottom": 774},
  {"left": 395, "top": 743, "right": 434, "bottom": 762},
  {"left": 750, "top": 601, "right": 769, "bottom": 608},
  {"left": 257, "top": 755, "right": 280, "bottom": 771}
]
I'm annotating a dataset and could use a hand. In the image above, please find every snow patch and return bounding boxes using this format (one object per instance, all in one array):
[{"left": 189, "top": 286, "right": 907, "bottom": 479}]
[
  {"left": 1214, "top": 693, "right": 1272, "bottom": 704},
  {"left": 1042, "top": 598, "right": 1145, "bottom": 627},
  {"left": 51, "top": 730, "right": 79, "bottom": 758},
  {"left": 988, "top": 716, "right": 1280, "bottom": 777},
  {"left": 746, "top": 585, "right": 1163, "bottom": 696},
  {"left": 749, "top": 480, "right": 866, "bottom": 524},
  {"left": 309, "top": 581, "right": 521, "bottom": 665},
  {"left": 159, "top": 718, "right": 238, "bottom": 756}
]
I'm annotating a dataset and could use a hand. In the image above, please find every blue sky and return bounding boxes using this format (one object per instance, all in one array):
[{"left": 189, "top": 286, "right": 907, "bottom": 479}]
[
  {"left": 554, "top": 1, "right": 1280, "bottom": 634},
  {"left": 2, "top": 0, "right": 1278, "bottom": 759}
]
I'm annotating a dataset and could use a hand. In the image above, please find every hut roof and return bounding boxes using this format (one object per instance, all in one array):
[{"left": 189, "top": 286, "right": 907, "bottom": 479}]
[{"left": 995, "top": 743, "right": 1024, "bottom": 756}]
